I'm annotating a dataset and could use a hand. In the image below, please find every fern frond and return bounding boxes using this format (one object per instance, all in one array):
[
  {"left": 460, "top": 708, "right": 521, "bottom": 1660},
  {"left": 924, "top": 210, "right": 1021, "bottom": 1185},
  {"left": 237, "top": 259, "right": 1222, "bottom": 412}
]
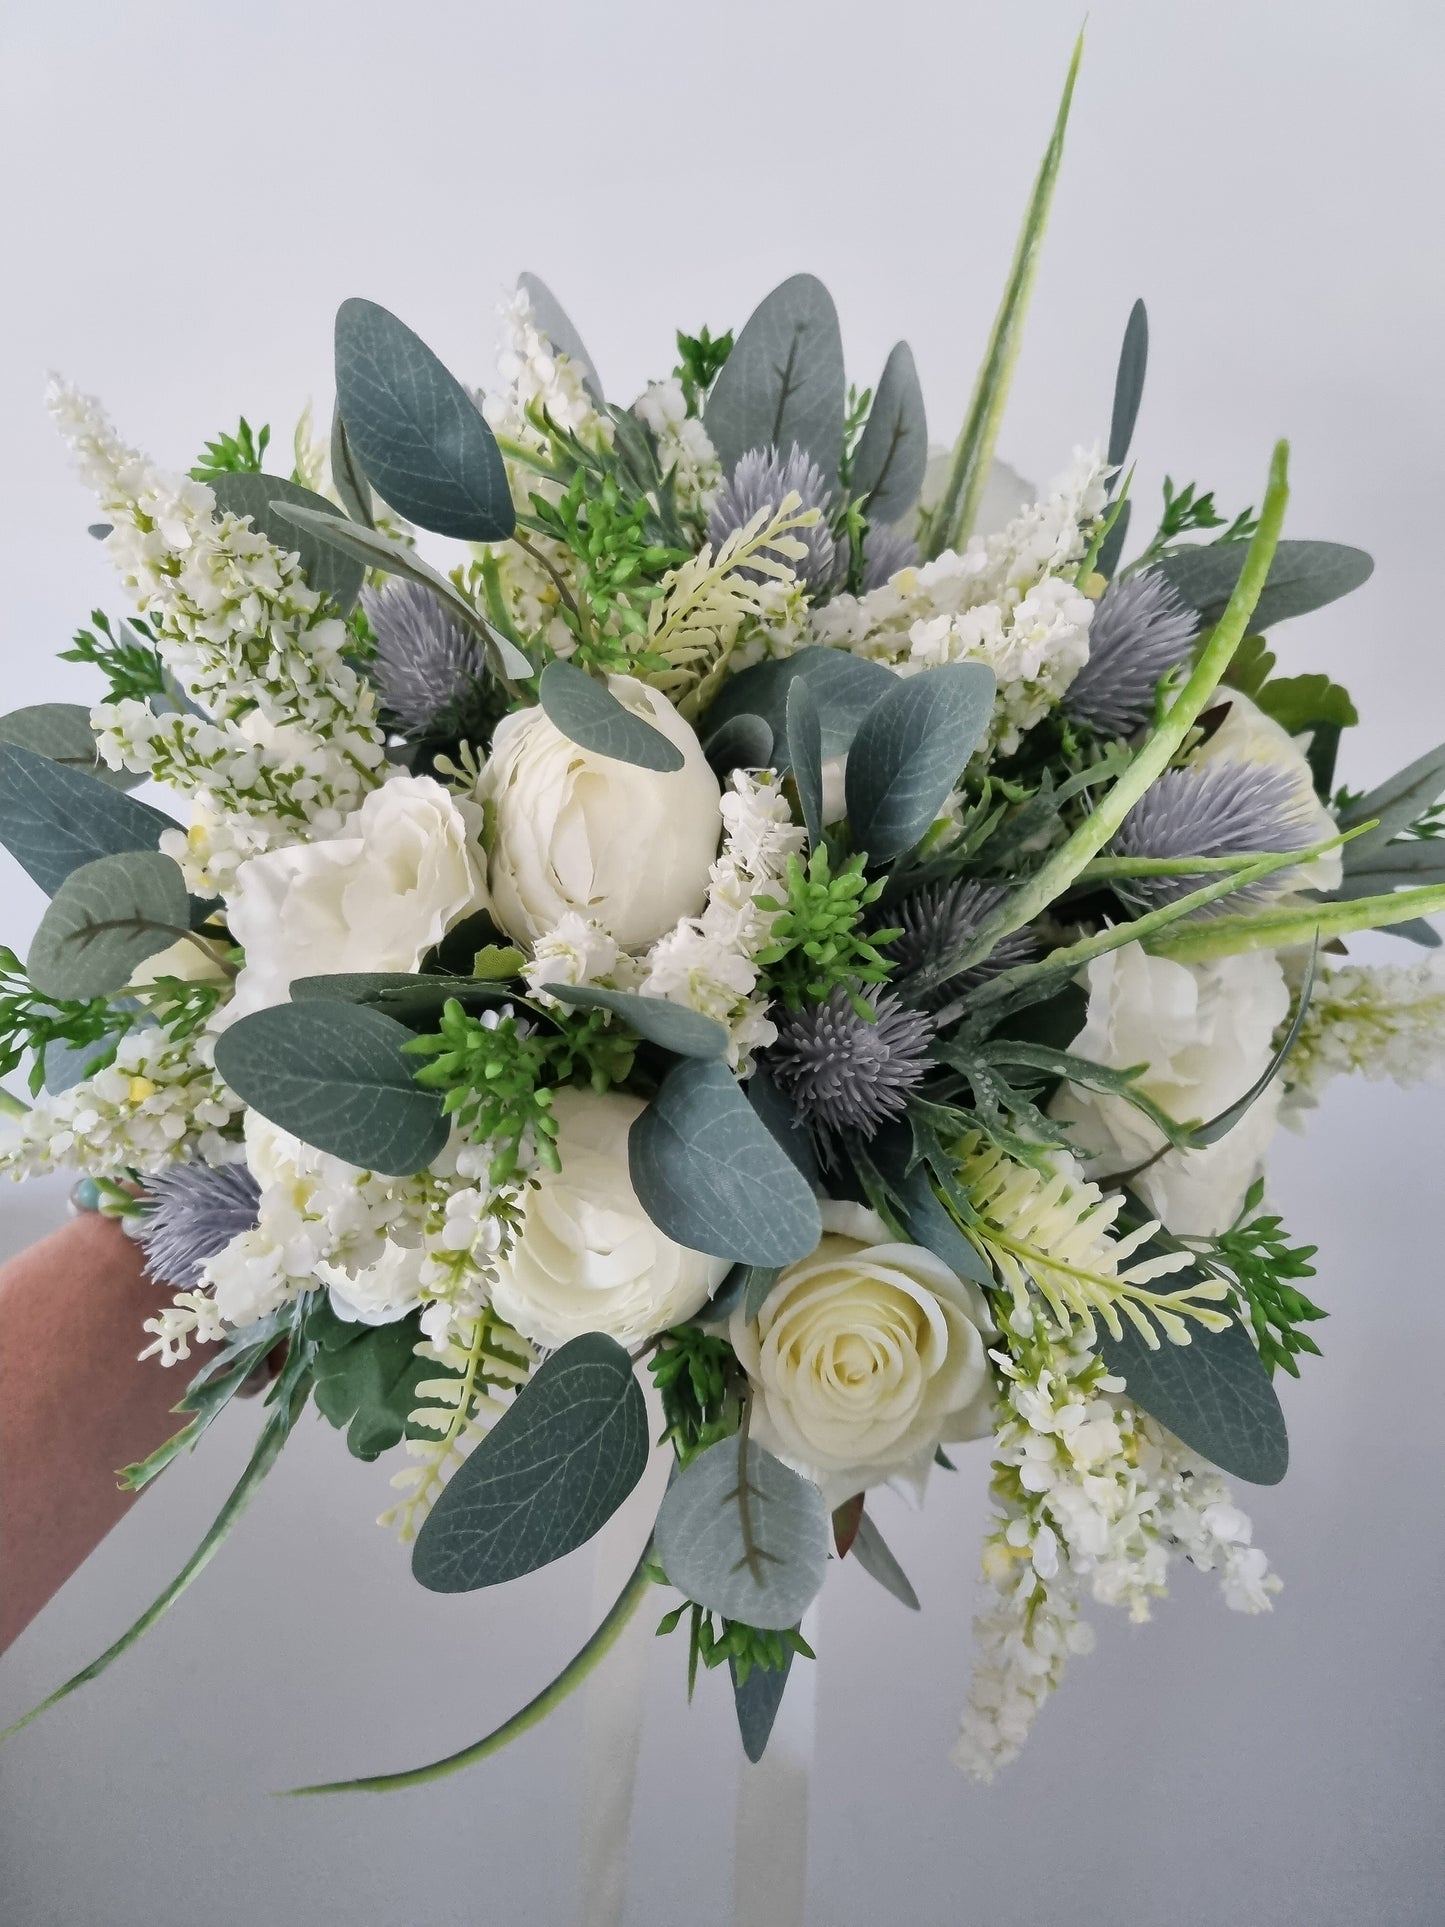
[
  {"left": 645, "top": 493, "right": 816, "bottom": 712},
  {"left": 956, "top": 1132, "right": 1229, "bottom": 1349},
  {"left": 377, "top": 1309, "right": 533, "bottom": 1541}
]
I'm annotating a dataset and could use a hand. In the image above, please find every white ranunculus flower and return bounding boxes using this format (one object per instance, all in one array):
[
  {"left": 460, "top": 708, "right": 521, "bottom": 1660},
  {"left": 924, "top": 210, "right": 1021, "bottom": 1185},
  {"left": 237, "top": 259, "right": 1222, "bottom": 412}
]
[
  {"left": 730, "top": 1202, "right": 995, "bottom": 1506},
  {"left": 487, "top": 1087, "right": 729, "bottom": 1349},
  {"left": 226, "top": 776, "right": 486, "bottom": 1020},
  {"left": 1049, "top": 941, "right": 1291, "bottom": 1236},
  {"left": 916, "top": 446, "right": 1034, "bottom": 543},
  {"left": 1192, "top": 689, "right": 1342, "bottom": 891},
  {"left": 478, "top": 674, "right": 722, "bottom": 951}
]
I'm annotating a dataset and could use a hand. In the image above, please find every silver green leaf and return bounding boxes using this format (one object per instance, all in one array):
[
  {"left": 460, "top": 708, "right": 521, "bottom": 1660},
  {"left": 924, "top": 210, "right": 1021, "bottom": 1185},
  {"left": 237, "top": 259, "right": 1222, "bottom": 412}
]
[
  {"left": 329, "top": 401, "right": 374, "bottom": 527},
  {"left": 701, "top": 645, "right": 897, "bottom": 761},
  {"left": 1107, "top": 299, "right": 1149, "bottom": 469},
  {"left": 850, "top": 1510, "right": 920, "bottom": 1611},
  {"left": 654, "top": 1434, "right": 829, "bottom": 1630},
  {"left": 844, "top": 660, "right": 996, "bottom": 862},
  {"left": 27, "top": 850, "right": 191, "bottom": 999},
  {"left": 851, "top": 341, "right": 928, "bottom": 524},
  {"left": 1158, "top": 539, "right": 1374, "bottom": 633},
  {"left": 0, "top": 703, "right": 144, "bottom": 791},
  {"left": 334, "top": 297, "right": 514, "bottom": 541},
  {"left": 537, "top": 659, "right": 683, "bottom": 771},
  {"left": 785, "top": 674, "right": 824, "bottom": 845},
  {"left": 0, "top": 742, "right": 177, "bottom": 897},
  {"left": 730, "top": 1647, "right": 795, "bottom": 1762},
  {"left": 541, "top": 984, "right": 729, "bottom": 1058},
  {"left": 703, "top": 711, "right": 773, "bottom": 776},
  {"left": 270, "top": 501, "right": 491, "bottom": 645},
  {"left": 704, "top": 274, "right": 846, "bottom": 486},
  {"left": 209, "top": 473, "right": 364, "bottom": 609},
  {"left": 1338, "top": 739, "right": 1445, "bottom": 866}
]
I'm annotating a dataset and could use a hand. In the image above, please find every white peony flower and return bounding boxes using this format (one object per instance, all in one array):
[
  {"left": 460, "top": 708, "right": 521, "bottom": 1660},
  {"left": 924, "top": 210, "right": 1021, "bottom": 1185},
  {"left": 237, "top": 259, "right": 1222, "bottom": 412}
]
[
  {"left": 226, "top": 776, "right": 486, "bottom": 1020},
  {"left": 730, "top": 1202, "right": 995, "bottom": 1507},
  {"left": 487, "top": 1088, "right": 729, "bottom": 1349},
  {"left": 1192, "top": 690, "right": 1342, "bottom": 891},
  {"left": 1049, "top": 942, "right": 1291, "bottom": 1236},
  {"left": 479, "top": 675, "right": 722, "bottom": 951}
]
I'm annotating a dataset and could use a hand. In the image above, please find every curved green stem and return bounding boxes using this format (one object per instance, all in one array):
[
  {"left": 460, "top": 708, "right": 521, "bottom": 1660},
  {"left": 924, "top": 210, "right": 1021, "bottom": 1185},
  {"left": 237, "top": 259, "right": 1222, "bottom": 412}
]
[{"left": 283, "top": 1539, "right": 658, "bottom": 1795}]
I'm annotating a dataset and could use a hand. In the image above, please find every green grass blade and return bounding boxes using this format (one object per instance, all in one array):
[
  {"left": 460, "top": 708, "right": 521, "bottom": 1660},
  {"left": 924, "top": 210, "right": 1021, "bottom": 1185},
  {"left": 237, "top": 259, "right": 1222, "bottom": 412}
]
[
  {"left": 1146, "top": 882, "right": 1445, "bottom": 963},
  {"left": 924, "top": 30, "right": 1084, "bottom": 558},
  {"left": 283, "top": 1540, "right": 657, "bottom": 1795}
]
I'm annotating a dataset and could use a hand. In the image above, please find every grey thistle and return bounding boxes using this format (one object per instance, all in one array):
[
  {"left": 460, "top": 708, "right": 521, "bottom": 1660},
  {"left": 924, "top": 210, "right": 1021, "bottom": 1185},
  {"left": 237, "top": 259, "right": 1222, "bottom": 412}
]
[
  {"left": 1111, "top": 758, "right": 1321, "bottom": 913},
  {"left": 361, "top": 580, "right": 485, "bottom": 733},
  {"left": 767, "top": 986, "right": 934, "bottom": 1142},
  {"left": 1064, "top": 568, "right": 1198, "bottom": 737},
  {"left": 885, "top": 879, "right": 1035, "bottom": 1002},
  {"left": 861, "top": 520, "right": 919, "bottom": 590},
  {"left": 135, "top": 1161, "right": 262, "bottom": 1290},
  {"left": 708, "top": 444, "right": 839, "bottom": 594}
]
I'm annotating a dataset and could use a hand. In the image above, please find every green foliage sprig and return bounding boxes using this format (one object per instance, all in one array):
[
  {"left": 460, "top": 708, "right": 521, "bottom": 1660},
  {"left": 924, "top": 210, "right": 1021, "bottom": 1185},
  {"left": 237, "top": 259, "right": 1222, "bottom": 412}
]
[
  {"left": 0, "top": 946, "right": 124, "bottom": 1095},
  {"left": 1129, "top": 476, "right": 1259, "bottom": 575},
  {"left": 59, "top": 610, "right": 167, "bottom": 705},
  {"left": 190, "top": 416, "right": 270, "bottom": 481},
  {"left": 674, "top": 325, "right": 733, "bottom": 415},
  {"left": 755, "top": 848, "right": 902, "bottom": 1012},
  {"left": 526, "top": 468, "right": 688, "bottom": 672},
  {"left": 655, "top": 1600, "right": 815, "bottom": 1694},
  {"left": 649, "top": 1326, "right": 742, "bottom": 1468},
  {"left": 1198, "top": 1181, "right": 1326, "bottom": 1377}
]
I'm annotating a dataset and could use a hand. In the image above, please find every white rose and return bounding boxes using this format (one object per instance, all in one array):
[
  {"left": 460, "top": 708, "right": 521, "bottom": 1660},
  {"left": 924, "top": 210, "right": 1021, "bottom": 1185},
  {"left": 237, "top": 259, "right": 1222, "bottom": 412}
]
[
  {"left": 488, "top": 1087, "right": 729, "bottom": 1349},
  {"left": 479, "top": 675, "right": 722, "bottom": 950},
  {"left": 1049, "top": 941, "right": 1291, "bottom": 1236},
  {"left": 731, "top": 1202, "right": 995, "bottom": 1507},
  {"left": 1192, "top": 689, "right": 1342, "bottom": 891},
  {"left": 226, "top": 775, "right": 486, "bottom": 1020}
]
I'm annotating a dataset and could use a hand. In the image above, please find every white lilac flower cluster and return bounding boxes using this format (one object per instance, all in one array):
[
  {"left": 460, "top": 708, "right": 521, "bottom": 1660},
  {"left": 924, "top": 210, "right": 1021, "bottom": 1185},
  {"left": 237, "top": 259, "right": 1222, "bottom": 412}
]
[
  {"left": 1284, "top": 954, "right": 1445, "bottom": 1108},
  {"left": 633, "top": 377, "right": 723, "bottom": 520},
  {"left": 810, "top": 448, "right": 1109, "bottom": 752},
  {"left": 47, "top": 381, "right": 389, "bottom": 895}
]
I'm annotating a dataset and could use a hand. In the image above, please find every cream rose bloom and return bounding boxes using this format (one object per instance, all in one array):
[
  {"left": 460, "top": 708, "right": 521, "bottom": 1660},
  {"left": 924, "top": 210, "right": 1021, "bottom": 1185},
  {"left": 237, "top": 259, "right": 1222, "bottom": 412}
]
[
  {"left": 226, "top": 775, "right": 486, "bottom": 1020},
  {"left": 1192, "top": 689, "right": 1342, "bottom": 892},
  {"left": 730, "top": 1202, "right": 995, "bottom": 1505},
  {"left": 488, "top": 1087, "right": 729, "bottom": 1349},
  {"left": 478, "top": 675, "right": 722, "bottom": 951},
  {"left": 1049, "top": 940, "right": 1291, "bottom": 1236}
]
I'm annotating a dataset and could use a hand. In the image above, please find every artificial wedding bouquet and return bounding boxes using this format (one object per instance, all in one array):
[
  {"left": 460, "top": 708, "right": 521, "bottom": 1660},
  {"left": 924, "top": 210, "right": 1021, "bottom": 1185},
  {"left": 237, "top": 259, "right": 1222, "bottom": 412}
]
[{"left": 5, "top": 44, "right": 1444, "bottom": 1791}]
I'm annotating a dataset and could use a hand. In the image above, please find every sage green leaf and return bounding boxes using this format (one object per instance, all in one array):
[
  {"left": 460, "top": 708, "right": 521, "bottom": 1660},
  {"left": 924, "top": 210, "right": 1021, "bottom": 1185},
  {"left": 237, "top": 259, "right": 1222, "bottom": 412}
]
[
  {"left": 655, "top": 1434, "right": 828, "bottom": 1629},
  {"left": 412, "top": 1333, "right": 647, "bottom": 1591},
  {"left": 844, "top": 661, "right": 996, "bottom": 862},
  {"left": 1334, "top": 845, "right": 1445, "bottom": 889},
  {"left": 730, "top": 1648, "right": 794, "bottom": 1763},
  {"left": 704, "top": 273, "right": 846, "bottom": 485},
  {"left": 517, "top": 272, "right": 604, "bottom": 404},
  {"left": 269, "top": 501, "right": 491, "bottom": 643},
  {"left": 704, "top": 711, "right": 773, "bottom": 775},
  {"left": 1159, "top": 539, "right": 1374, "bottom": 632},
  {"left": 214, "top": 1000, "right": 448, "bottom": 1176},
  {"left": 742, "top": 1265, "right": 783, "bottom": 1322},
  {"left": 1107, "top": 299, "right": 1148, "bottom": 468},
  {"left": 1253, "top": 672, "right": 1358, "bottom": 734},
  {"left": 629, "top": 1059, "right": 822, "bottom": 1266},
  {"left": 0, "top": 742, "right": 177, "bottom": 896},
  {"left": 1338, "top": 739, "right": 1445, "bottom": 865},
  {"left": 0, "top": 703, "right": 144, "bottom": 791},
  {"left": 851, "top": 1510, "right": 920, "bottom": 1611},
  {"left": 1095, "top": 496, "right": 1131, "bottom": 582},
  {"left": 747, "top": 1063, "right": 820, "bottom": 1187},
  {"left": 786, "top": 674, "right": 824, "bottom": 844},
  {"left": 329, "top": 401, "right": 374, "bottom": 526},
  {"left": 889, "top": 1163, "right": 994, "bottom": 1291},
  {"left": 851, "top": 341, "right": 928, "bottom": 523},
  {"left": 27, "top": 851, "right": 190, "bottom": 999},
  {"left": 307, "top": 1301, "right": 430, "bottom": 1462},
  {"left": 210, "top": 473, "right": 363, "bottom": 608},
  {"left": 1101, "top": 1300, "right": 1288, "bottom": 1485},
  {"left": 541, "top": 983, "right": 729, "bottom": 1058},
  {"left": 702, "top": 645, "right": 897, "bottom": 760},
  {"left": 120, "top": 1307, "right": 290, "bottom": 1493},
  {"left": 538, "top": 659, "right": 683, "bottom": 771},
  {"left": 334, "top": 297, "right": 514, "bottom": 541}
]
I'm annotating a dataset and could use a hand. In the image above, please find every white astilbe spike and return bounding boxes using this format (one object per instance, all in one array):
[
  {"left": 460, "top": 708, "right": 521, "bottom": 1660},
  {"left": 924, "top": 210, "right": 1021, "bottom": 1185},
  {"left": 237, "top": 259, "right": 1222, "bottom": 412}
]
[{"left": 956, "top": 1132, "right": 1229, "bottom": 1347}]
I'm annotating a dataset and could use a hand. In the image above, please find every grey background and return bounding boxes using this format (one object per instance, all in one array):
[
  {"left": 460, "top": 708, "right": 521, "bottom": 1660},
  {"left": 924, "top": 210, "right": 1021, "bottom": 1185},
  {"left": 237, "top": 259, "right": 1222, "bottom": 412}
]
[{"left": 2, "top": 2, "right": 1443, "bottom": 1922}]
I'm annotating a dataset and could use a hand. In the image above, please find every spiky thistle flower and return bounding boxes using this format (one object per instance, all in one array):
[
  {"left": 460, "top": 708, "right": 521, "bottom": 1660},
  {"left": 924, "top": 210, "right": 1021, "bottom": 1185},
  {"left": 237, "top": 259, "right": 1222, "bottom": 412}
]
[
  {"left": 861, "top": 520, "right": 919, "bottom": 590},
  {"left": 135, "top": 1161, "right": 262, "bottom": 1290},
  {"left": 766, "top": 986, "right": 933, "bottom": 1142},
  {"left": 884, "top": 879, "right": 1035, "bottom": 1002},
  {"left": 708, "top": 445, "right": 839, "bottom": 594},
  {"left": 1111, "top": 759, "right": 1320, "bottom": 913},
  {"left": 1064, "top": 569, "right": 1197, "bottom": 736},
  {"left": 361, "top": 580, "right": 485, "bottom": 733}
]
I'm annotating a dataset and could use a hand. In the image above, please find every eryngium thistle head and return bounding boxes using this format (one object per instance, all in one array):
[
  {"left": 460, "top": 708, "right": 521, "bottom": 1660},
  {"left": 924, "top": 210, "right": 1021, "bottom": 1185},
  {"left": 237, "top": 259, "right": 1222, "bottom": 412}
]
[
  {"left": 1064, "top": 568, "right": 1197, "bottom": 736},
  {"left": 766, "top": 986, "right": 933, "bottom": 1141},
  {"left": 861, "top": 520, "right": 919, "bottom": 590},
  {"left": 708, "top": 444, "right": 839, "bottom": 593},
  {"left": 1111, "top": 758, "right": 1321, "bottom": 913},
  {"left": 884, "top": 879, "right": 1035, "bottom": 1003},
  {"left": 135, "top": 1160, "right": 262, "bottom": 1289},
  {"left": 361, "top": 580, "right": 485, "bottom": 733}
]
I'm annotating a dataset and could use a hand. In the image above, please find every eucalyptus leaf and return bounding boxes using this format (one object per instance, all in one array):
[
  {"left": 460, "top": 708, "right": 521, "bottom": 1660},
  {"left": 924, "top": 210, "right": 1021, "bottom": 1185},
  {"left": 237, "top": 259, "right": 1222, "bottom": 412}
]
[
  {"left": 289, "top": 972, "right": 511, "bottom": 1018},
  {"left": 701, "top": 646, "right": 897, "bottom": 761},
  {"left": 786, "top": 675, "right": 824, "bottom": 845},
  {"left": 630, "top": 1059, "right": 821, "bottom": 1266},
  {"left": 42, "top": 1033, "right": 116, "bottom": 1094},
  {"left": 704, "top": 274, "right": 846, "bottom": 486},
  {"left": 1095, "top": 497, "right": 1131, "bottom": 582},
  {"left": 851, "top": 342, "right": 928, "bottom": 523},
  {"left": 329, "top": 401, "right": 374, "bottom": 526},
  {"left": 704, "top": 712, "right": 773, "bottom": 776},
  {"left": 1107, "top": 299, "right": 1148, "bottom": 468},
  {"left": 537, "top": 660, "right": 684, "bottom": 771},
  {"left": 517, "top": 272, "right": 604, "bottom": 404},
  {"left": 1159, "top": 539, "right": 1374, "bottom": 633},
  {"left": 334, "top": 297, "right": 514, "bottom": 541},
  {"left": 540, "top": 983, "right": 729, "bottom": 1058},
  {"left": 27, "top": 851, "right": 191, "bottom": 999},
  {"left": 0, "top": 703, "right": 144, "bottom": 791},
  {"left": 747, "top": 1064, "right": 821, "bottom": 1188},
  {"left": 0, "top": 742, "right": 177, "bottom": 896},
  {"left": 730, "top": 1648, "right": 794, "bottom": 1763},
  {"left": 844, "top": 661, "right": 996, "bottom": 862},
  {"left": 654, "top": 1434, "right": 829, "bottom": 1630},
  {"left": 210, "top": 473, "right": 364, "bottom": 609},
  {"left": 270, "top": 501, "right": 488, "bottom": 641},
  {"left": 742, "top": 1266, "right": 783, "bottom": 1322},
  {"left": 888, "top": 1162, "right": 994, "bottom": 1290},
  {"left": 412, "top": 1333, "right": 647, "bottom": 1591},
  {"left": 214, "top": 1000, "right": 448, "bottom": 1176},
  {"left": 1338, "top": 739, "right": 1445, "bottom": 866},
  {"left": 851, "top": 1511, "right": 920, "bottom": 1611}
]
